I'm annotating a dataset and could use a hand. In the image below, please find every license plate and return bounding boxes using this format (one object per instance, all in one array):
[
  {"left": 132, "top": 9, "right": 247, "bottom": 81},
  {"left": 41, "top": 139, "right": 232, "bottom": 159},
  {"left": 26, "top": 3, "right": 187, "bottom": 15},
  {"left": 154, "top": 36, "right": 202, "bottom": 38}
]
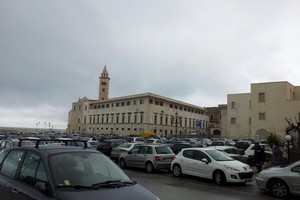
[{"left": 245, "top": 178, "right": 253, "bottom": 183}]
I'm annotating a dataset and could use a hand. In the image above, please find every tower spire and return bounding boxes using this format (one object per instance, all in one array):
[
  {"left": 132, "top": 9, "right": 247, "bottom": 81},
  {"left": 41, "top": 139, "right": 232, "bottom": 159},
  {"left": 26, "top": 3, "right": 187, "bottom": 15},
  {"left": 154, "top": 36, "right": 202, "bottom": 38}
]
[{"left": 99, "top": 65, "right": 110, "bottom": 100}]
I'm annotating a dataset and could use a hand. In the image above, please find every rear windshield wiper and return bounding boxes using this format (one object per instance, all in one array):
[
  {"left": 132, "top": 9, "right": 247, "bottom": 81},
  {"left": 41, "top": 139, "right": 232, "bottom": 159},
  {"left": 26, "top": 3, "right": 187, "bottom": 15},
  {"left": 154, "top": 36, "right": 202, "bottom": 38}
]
[{"left": 92, "top": 180, "right": 135, "bottom": 189}]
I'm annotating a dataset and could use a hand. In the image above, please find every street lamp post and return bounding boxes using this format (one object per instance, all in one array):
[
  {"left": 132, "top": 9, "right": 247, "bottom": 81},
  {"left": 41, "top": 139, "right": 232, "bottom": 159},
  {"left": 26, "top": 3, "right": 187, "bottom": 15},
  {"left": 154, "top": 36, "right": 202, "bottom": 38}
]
[
  {"left": 172, "top": 112, "right": 181, "bottom": 141},
  {"left": 35, "top": 122, "right": 40, "bottom": 132},
  {"left": 285, "top": 134, "right": 292, "bottom": 163}
]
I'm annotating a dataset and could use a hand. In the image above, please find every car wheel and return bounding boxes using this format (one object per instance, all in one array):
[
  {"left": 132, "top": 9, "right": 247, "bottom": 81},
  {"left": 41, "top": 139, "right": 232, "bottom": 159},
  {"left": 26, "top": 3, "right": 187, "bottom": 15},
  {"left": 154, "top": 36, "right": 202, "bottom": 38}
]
[
  {"left": 119, "top": 158, "right": 126, "bottom": 169},
  {"left": 214, "top": 170, "right": 226, "bottom": 185},
  {"left": 172, "top": 164, "right": 182, "bottom": 177},
  {"left": 145, "top": 162, "right": 154, "bottom": 173},
  {"left": 270, "top": 179, "right": 289, "bottom": 198}
]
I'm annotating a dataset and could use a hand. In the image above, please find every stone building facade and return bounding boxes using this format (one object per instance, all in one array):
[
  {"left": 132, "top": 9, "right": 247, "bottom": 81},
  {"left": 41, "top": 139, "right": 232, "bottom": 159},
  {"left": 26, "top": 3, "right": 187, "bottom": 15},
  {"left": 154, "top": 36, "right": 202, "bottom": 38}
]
[
  {"left": 227, "top": 81, "right": 300, "bottom": 140},
  {"left": 67, "top": 66, "right": 209, "bottom": 137}
]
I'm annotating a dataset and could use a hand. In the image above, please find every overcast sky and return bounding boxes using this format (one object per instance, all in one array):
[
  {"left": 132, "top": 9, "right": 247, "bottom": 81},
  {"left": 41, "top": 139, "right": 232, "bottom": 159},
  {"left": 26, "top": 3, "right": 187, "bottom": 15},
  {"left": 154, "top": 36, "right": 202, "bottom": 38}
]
[{"left": 1, "top": 0, "right": 300, "bottom": 130}]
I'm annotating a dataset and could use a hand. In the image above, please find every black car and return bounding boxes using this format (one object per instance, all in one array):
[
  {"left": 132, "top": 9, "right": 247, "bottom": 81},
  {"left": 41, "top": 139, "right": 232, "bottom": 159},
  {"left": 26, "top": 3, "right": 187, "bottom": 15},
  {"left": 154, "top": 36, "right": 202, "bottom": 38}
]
[
  {"left": 170, "top": 143, "right": 192, "bottom": 154},
  {"left": 96, "top": 139, "right": 127, "bottom": 157},
  {"left": 0, "top": 139, "right": 159, "bottom": 200}
]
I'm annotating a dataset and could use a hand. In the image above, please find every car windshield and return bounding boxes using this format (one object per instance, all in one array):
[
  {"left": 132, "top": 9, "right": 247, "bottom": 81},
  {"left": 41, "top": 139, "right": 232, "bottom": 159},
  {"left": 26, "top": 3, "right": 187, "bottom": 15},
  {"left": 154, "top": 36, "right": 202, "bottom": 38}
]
[
  {"left": 205, "top": 149, "right": 234, "bottom": 161},
  {"left": 50, "top": 152, "right": 131, "bottom": 187},
  {"left": 155, "top": 146, "right": 173, "bottom": 154},
  {"left": 118, "top": 143, "right": 132, "bottom": 148}
]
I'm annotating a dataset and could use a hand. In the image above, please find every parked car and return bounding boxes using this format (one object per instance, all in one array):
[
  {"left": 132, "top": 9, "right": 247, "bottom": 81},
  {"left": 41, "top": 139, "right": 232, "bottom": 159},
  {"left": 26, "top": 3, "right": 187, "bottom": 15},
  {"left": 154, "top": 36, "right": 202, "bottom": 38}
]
[
  {"left": 96, "top": 139, "right": 127, "bottom": 157},
  {"left": 244, "top": 143, "right": 273, "bottom": 168},
  {"left": 255, "top": 160, "right": 300, "bottom": 198},
  {"left": 208, "top": 146, "right": 248, "bottom": 164},
  {"left": 0, "top": 139, "right": 160, "bottom": 200},
  {"left": 171, "top": 147, "right": 253, "bottom": 185},
  {"left": 145, "top": 138, "right": 163, "bottom": 144},
  {"left": 171, "top": 143, "right": 192, "bottom": 154},
  {"left": 211, "top": 139, "right": 228, "bottom": 146},
  {"left": 119, "top": 144, "right": 175, "bottom": 173},
  {"left": 0, "top": 139, "right": 35, "bottom": 150},
  {"left": 111, "top": 142, "right": 142, "bottom": 161},
  {"left": 234, "top": 140, "right": 252, "bottom": 151},
  {"left": 128, "top": 137, "right": 145, "bottom": 143},
  {"left": 244, "top": 143, "right": 272, "bottom": 157}
]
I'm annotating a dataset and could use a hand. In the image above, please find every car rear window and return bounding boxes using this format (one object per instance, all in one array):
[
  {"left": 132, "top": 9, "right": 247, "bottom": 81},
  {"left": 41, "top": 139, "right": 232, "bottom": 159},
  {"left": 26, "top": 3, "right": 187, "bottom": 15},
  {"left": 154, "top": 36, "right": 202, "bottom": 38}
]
[{"left": 155, "top": 146, "right": 173, "bottom": 154}]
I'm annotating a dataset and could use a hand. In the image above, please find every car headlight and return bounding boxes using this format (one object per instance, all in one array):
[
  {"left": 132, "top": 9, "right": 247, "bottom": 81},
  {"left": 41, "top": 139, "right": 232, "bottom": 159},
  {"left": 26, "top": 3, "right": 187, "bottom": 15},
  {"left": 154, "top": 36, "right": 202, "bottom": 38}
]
[
  {"left": 223, "top": 165, "right": 240, "bottom": 171},
  {"left": 257, "top": 172, "right": 265, "bottom": 178}
]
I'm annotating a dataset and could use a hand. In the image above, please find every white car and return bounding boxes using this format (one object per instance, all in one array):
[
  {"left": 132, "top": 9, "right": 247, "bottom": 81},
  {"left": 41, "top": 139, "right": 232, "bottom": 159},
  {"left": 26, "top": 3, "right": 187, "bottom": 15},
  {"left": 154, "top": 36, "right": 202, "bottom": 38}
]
[
  {"left": 171, "top": 147, "right": 253, "bottom": 185},
  {"left": 244, "top": 144, "right": 272, "bottom": 157},
  {"left": 111, "top": 142, "right": 142, "bottom": 161},
  {"left": 244, "top": 143, "right": 273, "bottom": 168}
]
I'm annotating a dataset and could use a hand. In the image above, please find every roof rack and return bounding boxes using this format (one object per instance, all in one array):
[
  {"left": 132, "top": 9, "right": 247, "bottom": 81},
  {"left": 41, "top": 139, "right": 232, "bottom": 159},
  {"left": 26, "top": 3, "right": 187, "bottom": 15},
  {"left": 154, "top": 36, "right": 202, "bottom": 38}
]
[{"left": 18, "top": 138, "right": 88, "bottom": 149}]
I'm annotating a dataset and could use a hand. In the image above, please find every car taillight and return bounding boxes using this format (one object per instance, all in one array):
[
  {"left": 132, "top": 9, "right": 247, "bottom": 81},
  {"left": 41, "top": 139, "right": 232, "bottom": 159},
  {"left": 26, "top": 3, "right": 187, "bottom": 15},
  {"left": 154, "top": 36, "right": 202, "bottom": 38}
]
[
  {"left": 172, "top": 156, "right": 175, "bottom": 160},
  {"left": 101, "top": 145, "right": 110, "bottom": 149},
  {"left": 155, "top": 156, "right": 161, "bottom": 161}
]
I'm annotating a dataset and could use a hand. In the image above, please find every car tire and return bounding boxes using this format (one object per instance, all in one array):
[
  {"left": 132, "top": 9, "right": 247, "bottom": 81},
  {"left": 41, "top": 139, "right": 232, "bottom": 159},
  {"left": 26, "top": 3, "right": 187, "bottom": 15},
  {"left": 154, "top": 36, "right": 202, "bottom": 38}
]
[
  {"left": 172, "top": 164, "right": 182, "bottom": 177},
  {"left": 145, "top": 162, "right": 154, "bottom": 173},
  {"left": 270, "top": 179, "right": 289, "bottom": 198},
  {"left": 119, "top": 158, "right": 126, "bottom": 169},
  {"left": 214, "top": 170, "right": 226, "bottom": 185}
]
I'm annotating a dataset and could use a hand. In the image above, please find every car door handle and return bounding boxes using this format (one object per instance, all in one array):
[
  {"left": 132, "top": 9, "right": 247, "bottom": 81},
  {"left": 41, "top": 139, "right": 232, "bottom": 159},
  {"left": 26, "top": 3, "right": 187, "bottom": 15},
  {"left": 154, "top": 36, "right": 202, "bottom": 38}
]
[{"left": 11, "top": 188, "right": 18, "bottom": 194}]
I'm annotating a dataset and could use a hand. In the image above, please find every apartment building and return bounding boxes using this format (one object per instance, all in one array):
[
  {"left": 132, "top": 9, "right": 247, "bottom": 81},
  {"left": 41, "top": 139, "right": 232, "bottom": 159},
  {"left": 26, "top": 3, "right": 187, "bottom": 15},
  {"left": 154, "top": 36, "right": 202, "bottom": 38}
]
[
  {"left": 67, "top": 66, "right": 209, "bottom": 137},
  {"left": 227, "top": 81, "right": 300, "bottom": 140}
]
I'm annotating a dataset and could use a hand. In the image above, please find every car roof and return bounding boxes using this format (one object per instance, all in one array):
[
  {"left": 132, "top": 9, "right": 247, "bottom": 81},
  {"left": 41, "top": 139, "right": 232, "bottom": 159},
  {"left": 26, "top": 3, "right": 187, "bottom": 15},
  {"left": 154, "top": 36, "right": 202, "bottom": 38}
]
[
  {"left": 208, "top": 146, "right": 238, "bottom": 150},
  {"left": 2, "top": 145, "right": 100, "bottom": 156}
]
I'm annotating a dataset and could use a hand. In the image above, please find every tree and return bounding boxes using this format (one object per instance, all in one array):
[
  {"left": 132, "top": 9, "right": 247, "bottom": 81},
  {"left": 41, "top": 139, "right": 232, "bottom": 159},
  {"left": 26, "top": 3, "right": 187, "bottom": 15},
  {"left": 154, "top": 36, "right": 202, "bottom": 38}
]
[{"left": 285, "top": 117, "right": 300, "bottom": 161}]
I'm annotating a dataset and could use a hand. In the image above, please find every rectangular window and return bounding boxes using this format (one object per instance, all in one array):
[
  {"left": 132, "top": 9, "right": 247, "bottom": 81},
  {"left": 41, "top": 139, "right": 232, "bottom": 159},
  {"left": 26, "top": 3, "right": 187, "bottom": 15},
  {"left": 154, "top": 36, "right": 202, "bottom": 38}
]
[
  {"left": 73, "top": 106, "right": 76, "bottom": 111},
  {"left": 259, "top": 93, "right": 265, "bottom": 102},
  {"left": 231, "top": 101, "right": 235, "bottom": 109},
  {"left": 249, "top": 117, "right": 251, "bottom": 125},
  {"left": 111, "top": 115, "right": 114, "bottom": 123},
  {"left": 160, "top": 116, "right": 163, "bottom": 125},
  {"left": 140, "top": 99, "right": 144, "bottom": 104},
  {"left": 154, "top": 115, "right": 157, "bottom": 124},
  {"left": 126, "top": 101, "right": 131, "bottom": 106},
  {"left": 134, "top": 115, "right": 137, "bottom": 123},
  {"left": 122, "top": 114, "right": 125, "bottom": 123},
  {"left": 128, "top": 115, "right": 131, "bottom": 123},
  {"left": 231, "top": 117, "right": 236, "bottom": 125},
  {"left": 140, "top": 113, "right": 144, "bottom": 123},
  {"left": 101, "top": 82, "right": 107, "bottom": 85},
  {"left": 259, "top": 113, "right": 266, "bottom": 120}
]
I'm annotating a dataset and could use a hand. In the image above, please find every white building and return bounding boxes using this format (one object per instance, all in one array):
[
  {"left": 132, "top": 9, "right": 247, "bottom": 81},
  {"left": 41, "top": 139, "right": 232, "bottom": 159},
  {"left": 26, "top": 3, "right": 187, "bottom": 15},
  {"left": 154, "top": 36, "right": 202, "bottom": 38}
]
[{"left": 67, "top": 66, "right": 209, "bottom": 137}]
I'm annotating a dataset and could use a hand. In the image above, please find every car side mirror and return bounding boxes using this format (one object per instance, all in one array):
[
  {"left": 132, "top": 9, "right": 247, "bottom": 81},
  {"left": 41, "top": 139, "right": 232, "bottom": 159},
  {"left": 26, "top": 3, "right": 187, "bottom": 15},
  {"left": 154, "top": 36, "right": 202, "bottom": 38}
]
[
  {"left": 201, "top": 158, "right": 209, "bottom": 164},
  {"left": 35, "top": 182, "right": 51, "bottom": 196}
]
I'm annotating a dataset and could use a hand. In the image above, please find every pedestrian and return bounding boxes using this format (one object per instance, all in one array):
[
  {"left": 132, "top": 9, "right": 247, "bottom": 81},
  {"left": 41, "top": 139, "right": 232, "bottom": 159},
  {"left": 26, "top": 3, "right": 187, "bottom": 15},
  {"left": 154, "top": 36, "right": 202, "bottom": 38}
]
[
  {"left": 271, "top": 142, "right": 283, "bottom": 166},
  {"left": 253, "top": 142, "right": 265, "bottom": 173}
]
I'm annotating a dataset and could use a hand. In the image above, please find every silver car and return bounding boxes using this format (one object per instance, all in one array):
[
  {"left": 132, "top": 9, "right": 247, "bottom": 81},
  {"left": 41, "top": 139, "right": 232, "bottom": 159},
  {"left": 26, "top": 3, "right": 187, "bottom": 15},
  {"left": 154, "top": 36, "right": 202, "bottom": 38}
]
[
  {"left": 255, "top": 160, "right": 300, "bottom": 198},
  {"left": 119, "top": 144, "right": 175, "bottom": 173}
]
